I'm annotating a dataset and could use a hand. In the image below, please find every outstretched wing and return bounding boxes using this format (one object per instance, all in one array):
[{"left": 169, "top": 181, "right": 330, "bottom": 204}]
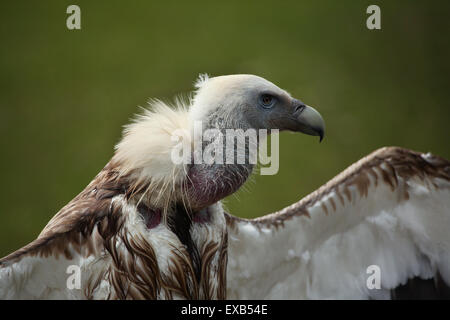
[
  {"left": 226, "top": 147, "right": 450, "bottom": 299},
  {"left": 0, "top": 167, "right": 125, "bottom": 299}
]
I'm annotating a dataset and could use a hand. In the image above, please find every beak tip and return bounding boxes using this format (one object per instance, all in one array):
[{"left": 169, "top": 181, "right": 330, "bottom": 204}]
[
  {"left": 292, "top": 103, "right": 325, "bottom": 143},
  {"left": 312, "top": 126, "right": 324, "bottom": 143}
]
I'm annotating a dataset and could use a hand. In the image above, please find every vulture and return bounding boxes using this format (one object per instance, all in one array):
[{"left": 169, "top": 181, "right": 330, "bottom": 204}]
[{"left": 0, "top": 74, "right": 449, "bottom": 300}]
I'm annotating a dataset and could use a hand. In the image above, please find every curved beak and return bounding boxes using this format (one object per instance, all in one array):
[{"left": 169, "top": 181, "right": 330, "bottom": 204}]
[{"left": 293, "top": 104, "right": 325, "bottom": 142}]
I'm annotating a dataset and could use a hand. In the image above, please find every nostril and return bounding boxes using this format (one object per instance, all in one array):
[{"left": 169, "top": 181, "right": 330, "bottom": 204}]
[{"left": 294, "top": 104, "right": 306, "bottom": 114}]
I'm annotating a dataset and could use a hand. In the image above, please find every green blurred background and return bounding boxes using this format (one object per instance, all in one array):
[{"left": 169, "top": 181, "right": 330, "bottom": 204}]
[{"left": 0, "top": 0, "right": 449, "bottom": 257}]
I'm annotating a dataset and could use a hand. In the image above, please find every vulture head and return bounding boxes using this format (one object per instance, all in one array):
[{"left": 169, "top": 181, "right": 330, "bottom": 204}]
[
  {"left": 113, "top": 74, "right": 325, "bottom": 214},
  {"left": 191, "top": 74, "right": 325, "bottom": 137}
]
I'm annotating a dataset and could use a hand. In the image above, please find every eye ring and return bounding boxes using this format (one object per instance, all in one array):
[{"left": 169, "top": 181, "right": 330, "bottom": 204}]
[{"left": 259, "top": 94, "right": 276, "bottom": 108}]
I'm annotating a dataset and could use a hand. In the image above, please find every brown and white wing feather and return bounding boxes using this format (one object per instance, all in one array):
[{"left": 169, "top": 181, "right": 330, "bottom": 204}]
[
  {"left": 0, "top": 165, "right": 127, "bottom": 299},
  {"left": 226, "top": 147, "right": 450, "bottom": 299}
]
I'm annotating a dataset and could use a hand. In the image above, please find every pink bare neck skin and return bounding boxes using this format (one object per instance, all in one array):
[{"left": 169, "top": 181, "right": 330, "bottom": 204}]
[
  {"left": 185, "top": 163, "right": 253, "bottom": 211},
  {"left": 138, "top": 203, "right": 161, "bottom": 229}
]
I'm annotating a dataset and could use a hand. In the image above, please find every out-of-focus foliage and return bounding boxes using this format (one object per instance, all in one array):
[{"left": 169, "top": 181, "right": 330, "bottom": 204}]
[{"left": 0, "top": 0, "right": 449, "bottom": 256}]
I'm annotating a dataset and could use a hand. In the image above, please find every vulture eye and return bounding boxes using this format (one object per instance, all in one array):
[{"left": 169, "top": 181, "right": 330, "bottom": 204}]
[{"left": 259, "top": 94, "right": 276, "bottom": 108}]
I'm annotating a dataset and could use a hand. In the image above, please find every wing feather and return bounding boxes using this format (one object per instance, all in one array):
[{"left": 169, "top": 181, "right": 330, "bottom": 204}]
[
  {"left": 0, "top": 164, "right": 125, "bottom": 299},
  {"left": 226, "top": 147, "right": 450, "bottom": 299}
]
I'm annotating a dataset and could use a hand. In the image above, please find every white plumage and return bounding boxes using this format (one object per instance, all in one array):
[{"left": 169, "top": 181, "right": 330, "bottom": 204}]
[{"left": 0, "top": 74, "right": 449, "bottom": 299}]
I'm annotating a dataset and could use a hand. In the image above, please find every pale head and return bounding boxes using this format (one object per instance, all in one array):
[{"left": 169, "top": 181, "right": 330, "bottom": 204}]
[{"left": 190, "top": 74, "right": 325, "bottom": 140}]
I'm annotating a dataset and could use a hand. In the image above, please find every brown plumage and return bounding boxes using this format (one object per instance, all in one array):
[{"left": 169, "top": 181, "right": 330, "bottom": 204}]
[{"left": 0, "top": 158, "right": 228, "bottom": 299}]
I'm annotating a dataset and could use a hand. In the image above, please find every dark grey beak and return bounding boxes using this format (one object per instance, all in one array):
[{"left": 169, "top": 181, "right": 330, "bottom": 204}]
[{"left": 293, "top": 102, "right": 325, "bottom": 142}]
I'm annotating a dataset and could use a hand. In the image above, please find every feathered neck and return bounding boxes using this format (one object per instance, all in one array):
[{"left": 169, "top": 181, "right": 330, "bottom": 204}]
[
  {"left": 112, "top": 100, "right": 192, "bottom": 211},
  {"left": 111, "top": 97, "right": 256, "bottom": 213}
]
